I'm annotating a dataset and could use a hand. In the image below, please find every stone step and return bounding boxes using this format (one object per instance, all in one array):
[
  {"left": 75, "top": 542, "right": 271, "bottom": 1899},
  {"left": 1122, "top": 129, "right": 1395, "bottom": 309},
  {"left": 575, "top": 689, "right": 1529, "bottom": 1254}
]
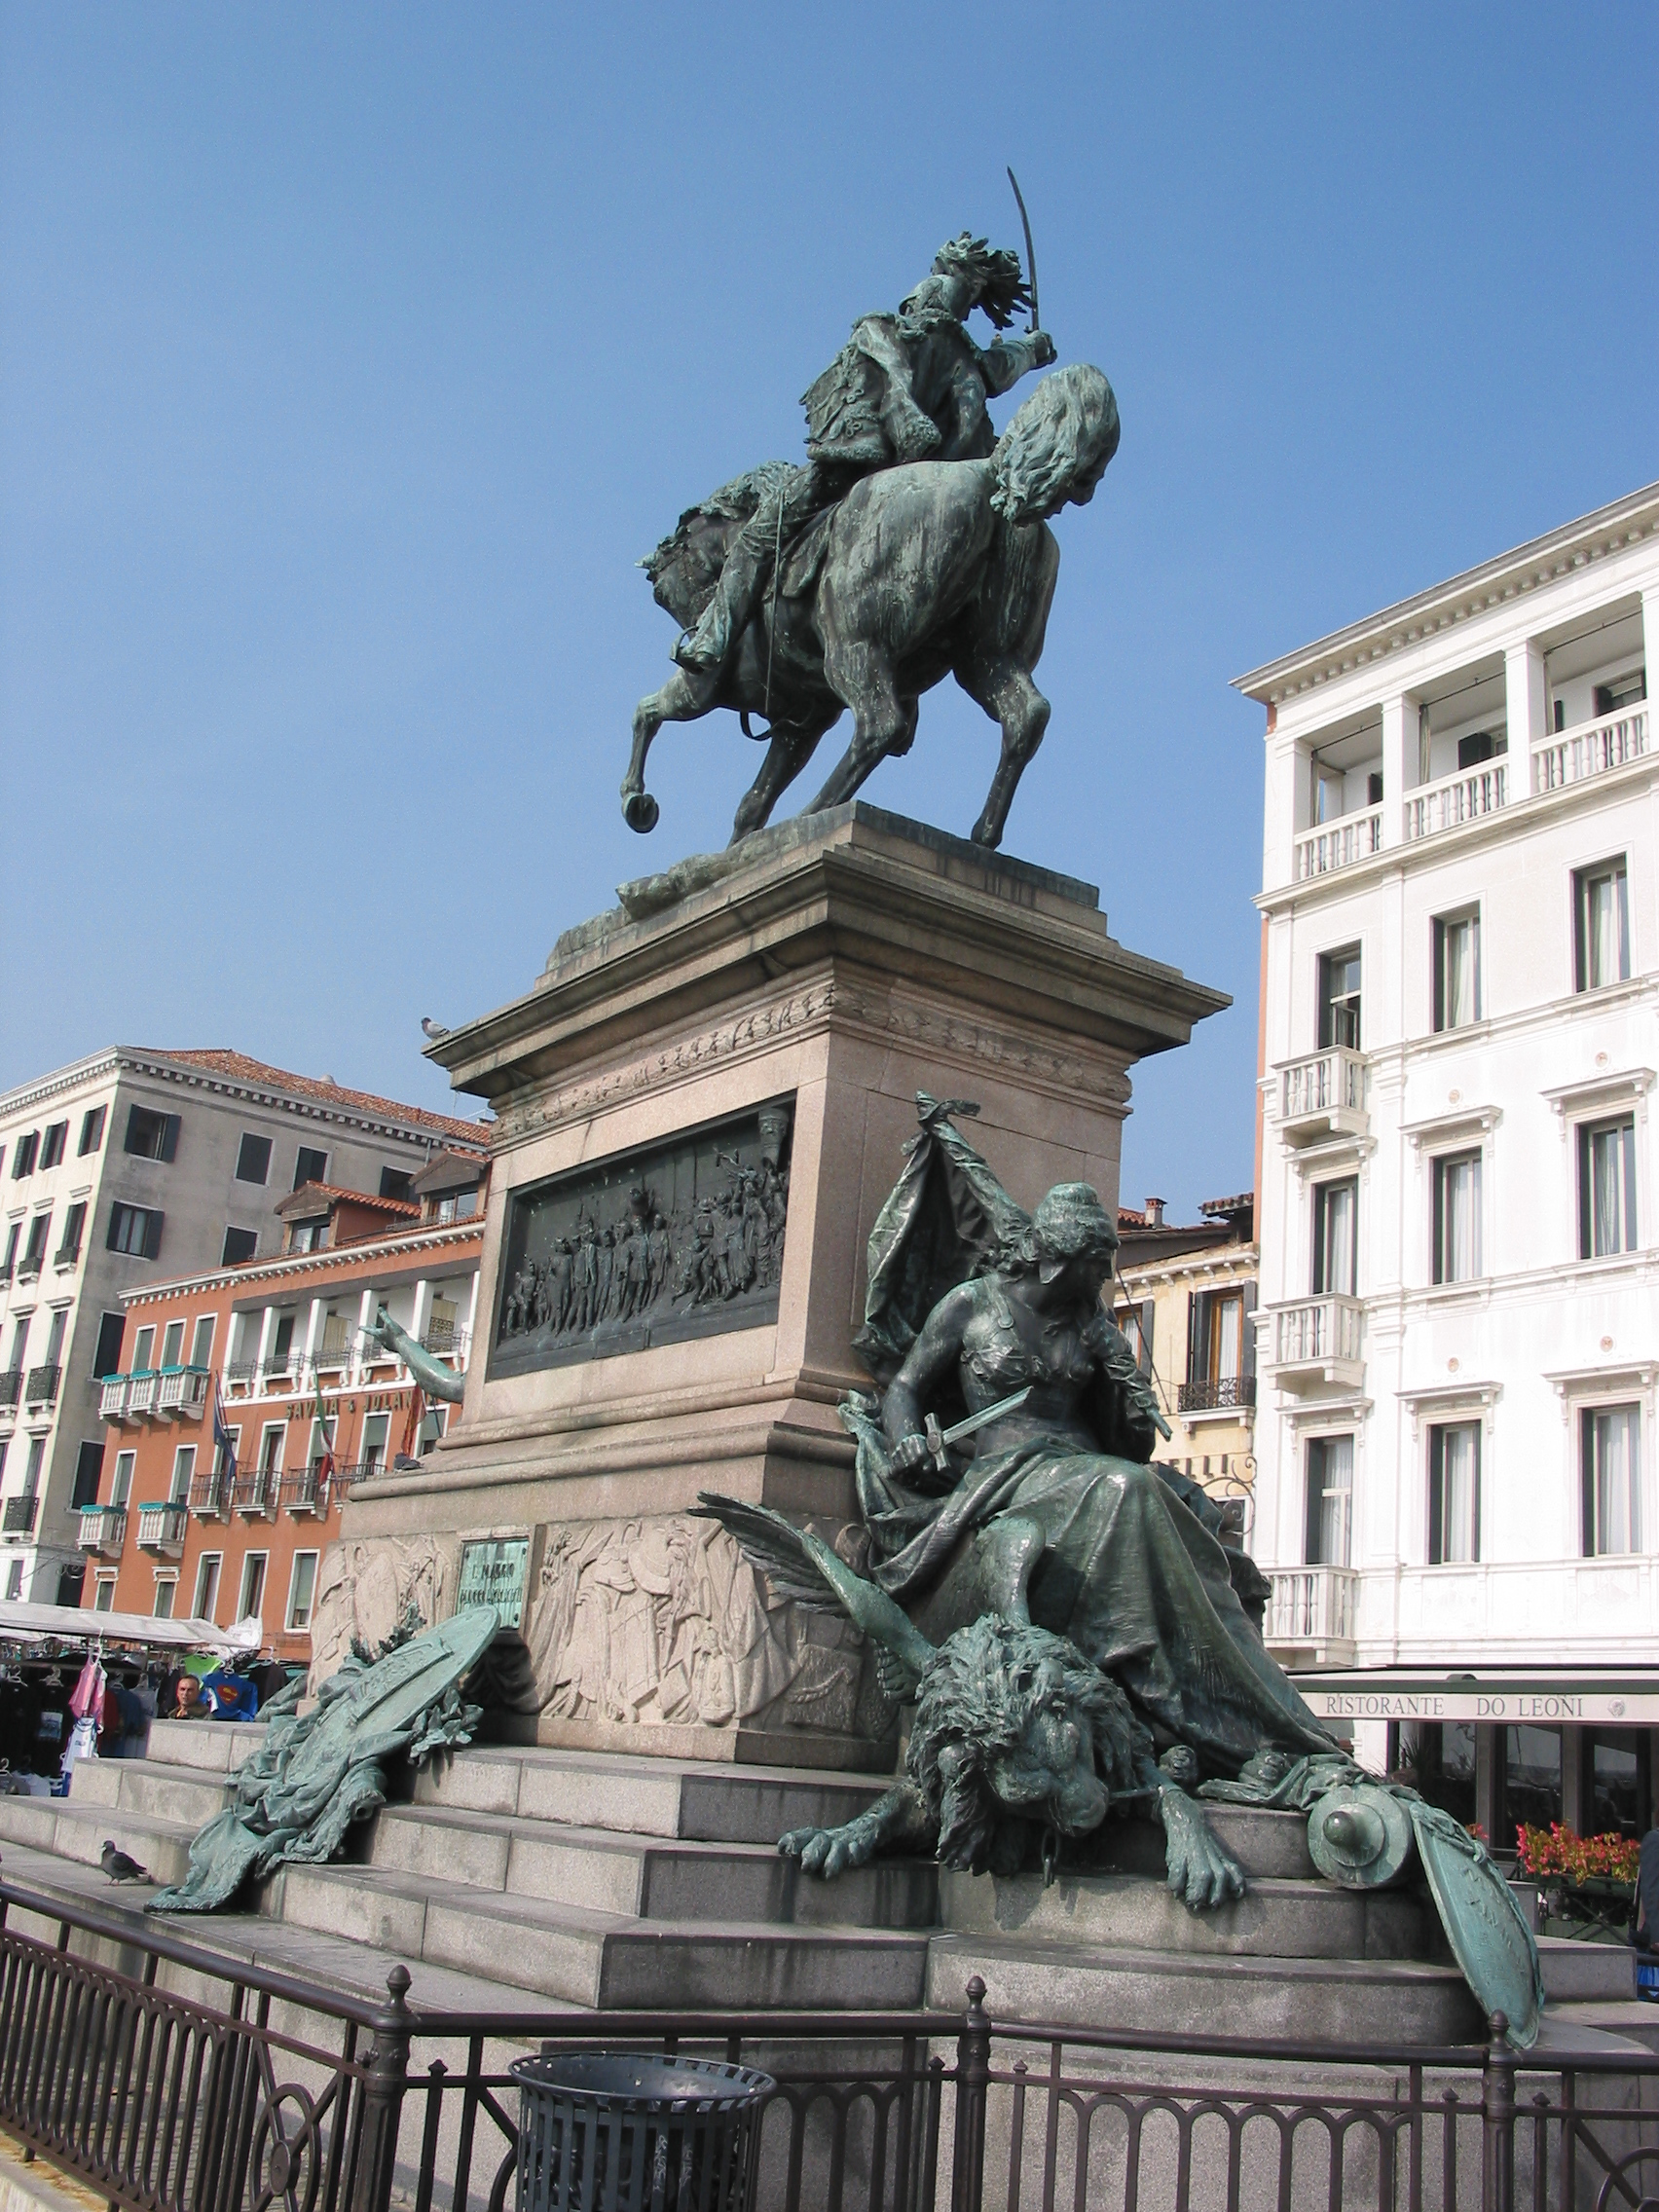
[
  {"left": 412, "top": 1743, "right": 887, "bottom": 1844},
  {"left": 1079, "top": 1805, "right": 1317, "bottom": 1883},
  {"left": 67, "top": 1757, "right": 233, "bottom": 1829},
  {"left": 1537, "top": 1936, "right": 1639, "bottom": 2003},
  {"left": 0, "top": 1791, "right": 200, "bottom": 1889},
  {"left": 929, "top": 1930, "right": 1484, "bottom": 2045},
  {"left": 939, "top": 1867, "right": 1433, "bottom": 1962},
  {"left": 0, "top": 1836, "right": 541, "bottom": 2015},
  {"left": 366, "top": 1802, "right": 938, "bottom": 1929},
  {"left": 145, "top": 1718, "right": 267, "bottom": 1773},
  {"left": 271, "top": 1861, "right": 931, "bottom": 2009}
]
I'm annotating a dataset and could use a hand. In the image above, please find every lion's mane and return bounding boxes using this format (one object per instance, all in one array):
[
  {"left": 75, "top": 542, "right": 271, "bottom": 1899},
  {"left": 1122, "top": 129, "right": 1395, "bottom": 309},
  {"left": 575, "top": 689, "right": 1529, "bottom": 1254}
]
[{"left": 907, "top": 1615, "right": 1150, "bottom": 1875}]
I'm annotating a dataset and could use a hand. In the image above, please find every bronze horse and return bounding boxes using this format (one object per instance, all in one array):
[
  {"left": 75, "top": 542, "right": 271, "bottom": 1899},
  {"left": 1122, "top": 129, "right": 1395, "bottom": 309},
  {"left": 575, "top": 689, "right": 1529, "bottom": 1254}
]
[{"left": 621, "top": 363, "right": 1120, "bottom": 851}]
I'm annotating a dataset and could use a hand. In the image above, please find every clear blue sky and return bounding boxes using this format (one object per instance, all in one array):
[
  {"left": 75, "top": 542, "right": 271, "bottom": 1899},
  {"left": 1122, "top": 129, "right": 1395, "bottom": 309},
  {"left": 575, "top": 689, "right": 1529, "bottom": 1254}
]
[{"left": 4, "top": 5, "right": 1654, "bottom": 1214}]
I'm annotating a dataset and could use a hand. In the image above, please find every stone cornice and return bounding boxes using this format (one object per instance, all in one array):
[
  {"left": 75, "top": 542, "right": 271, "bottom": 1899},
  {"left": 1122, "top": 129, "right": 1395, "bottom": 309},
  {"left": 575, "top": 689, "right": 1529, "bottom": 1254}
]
[
  {"left": 1235, "top": 481, "right": 1659, "bottom": 706},
  {"left": 431, "top": 804, "right": 1228, "bottom": 1107},
  {"left": 0, "top": 1051, "right": 120, "bottom": 1122},
  {"left": 121, "top": 1221, "right": 484, "bottom": 1309}
]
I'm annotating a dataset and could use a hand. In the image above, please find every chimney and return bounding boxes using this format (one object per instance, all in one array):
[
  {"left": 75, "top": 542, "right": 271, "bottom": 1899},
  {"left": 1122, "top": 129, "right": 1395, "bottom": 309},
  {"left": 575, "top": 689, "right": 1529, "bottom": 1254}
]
[{"left": 1144, "top": 1198, "right": 1165, "bottom": 1229}]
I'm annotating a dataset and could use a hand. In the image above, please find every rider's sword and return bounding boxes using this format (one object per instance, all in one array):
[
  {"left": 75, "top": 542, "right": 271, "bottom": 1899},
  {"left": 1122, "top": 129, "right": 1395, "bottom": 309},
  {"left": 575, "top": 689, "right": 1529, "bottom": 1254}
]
[
  {"left": 923, "top": 1384, "right": 1033, "bottom": 1474},
  {"left": 1007, "top": 166, "right": 1039, "bottom": 335}
]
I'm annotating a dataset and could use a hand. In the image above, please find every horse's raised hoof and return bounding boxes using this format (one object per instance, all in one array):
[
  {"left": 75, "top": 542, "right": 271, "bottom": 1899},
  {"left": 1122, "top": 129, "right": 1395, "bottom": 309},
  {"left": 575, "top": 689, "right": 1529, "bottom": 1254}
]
[{"left": 621, "top": 790, "right": 660, "bottom": 834}]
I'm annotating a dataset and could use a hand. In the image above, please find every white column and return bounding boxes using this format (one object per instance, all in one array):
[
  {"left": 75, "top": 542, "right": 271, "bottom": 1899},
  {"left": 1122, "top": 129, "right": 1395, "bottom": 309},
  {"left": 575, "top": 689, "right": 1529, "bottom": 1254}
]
[
  {"left": 253, "top": 1306, "right": 277, "bottom": 1391},
  {"left": 1380, "top": 693, "right": 1416, "bottom": 846},
  {"left": 1504, "top": 639, "right": 1546, "bottom": 762},
  {"left": 1642, "top": 588, "right": 1659, "bottom": 710},
  {"left": 303, "top": 1296, "right": 327, "bottom": 1374},
  {"left": 352, "top": 1288, "right": 377, "bottom": 1384}
]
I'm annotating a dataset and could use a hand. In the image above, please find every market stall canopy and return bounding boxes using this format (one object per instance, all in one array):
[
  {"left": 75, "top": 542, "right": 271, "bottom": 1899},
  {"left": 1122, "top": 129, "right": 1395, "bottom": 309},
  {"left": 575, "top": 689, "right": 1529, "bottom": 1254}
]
[{"left": 0, "top": 1604, "right": 261, "bottom": 1657}]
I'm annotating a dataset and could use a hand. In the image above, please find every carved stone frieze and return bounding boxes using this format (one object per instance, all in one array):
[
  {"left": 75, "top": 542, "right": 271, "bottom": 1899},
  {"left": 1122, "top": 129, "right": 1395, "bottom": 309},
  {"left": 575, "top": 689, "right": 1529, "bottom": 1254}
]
[
  {"left": 512, "top": 1511, "right": 876, "bottom": 1740},
  {"left": 491, "top": 976, "right": 1127, "bottom": 1151},
  {"left": 307, "top": 1533, "right": 459, "bottom": 1690}
]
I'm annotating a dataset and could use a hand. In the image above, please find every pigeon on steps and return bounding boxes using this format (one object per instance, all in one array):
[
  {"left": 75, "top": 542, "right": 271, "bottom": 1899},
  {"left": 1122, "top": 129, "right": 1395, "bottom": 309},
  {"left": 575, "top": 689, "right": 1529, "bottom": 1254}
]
[{"left": 100, "top": 1841, "right": 149, "bottom": 1883}]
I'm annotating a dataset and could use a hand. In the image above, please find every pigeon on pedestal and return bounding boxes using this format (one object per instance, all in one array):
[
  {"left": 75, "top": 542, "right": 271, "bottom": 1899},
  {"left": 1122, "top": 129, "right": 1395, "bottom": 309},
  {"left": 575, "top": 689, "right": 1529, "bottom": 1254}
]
[{"left": 100, "top": 1841, "right": 149, "bottom": 1883}]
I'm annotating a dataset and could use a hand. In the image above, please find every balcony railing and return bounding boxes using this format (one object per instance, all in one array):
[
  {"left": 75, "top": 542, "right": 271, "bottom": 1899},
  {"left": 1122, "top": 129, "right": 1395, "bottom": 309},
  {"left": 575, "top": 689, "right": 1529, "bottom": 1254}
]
[
  {"left": 76, "top": 1505, "right": 127, "bottom": 1554},
  {"left": 0, "top": 1372, "right": 20, "bottom": 1414},
  {"left": 156, "top": 1365, "right": 210, "bottom": 1418},
  {"left": 232, "top": 1468, "right": 280, "bottom": 1518},
  {"left": 422, "top": 1321, "right": 469, "bottom": 1357},
  {"left": 23, "top": 1366, "right": 60, "bottom": 1408},
  {"left": 1267, "top": 1566, "right": 1359, "bottom": 1653},
  {"left": 1293, "top": 806, "right": 1382, "bottom": 882},
  {"left": 1402, "top": 757, "right": 1508, "bottom": 842},
  {"left": 15, "top": 1254, "right": 44, "bottom": 1284},
  {"left": 1175, "top": 1375, "right": 1258, "bottom": 1415},
  {"left": 1278, "top": 1046, "right": 1367, "bottom": 1147},
  {"left": 329, "top": 1460, "right": 373, "bottom": 1498},
  {"left": 279, "top": 1466, "right": 329, "bottom": 1516},
  {"left": 1271, "top": 1294, "right": 1365, "bottom": 1390},
  {"left": 126, "top": 1371, "right": 161, "bottom": 1419},
  {"left": 134, "top": 1501, "right": 188, "bottom": 1555},
  {"left": 97, "top": 1374, "right": 132, "bottom": 1420},
  {"left": 221, "top": 1360, "right": 259, "bottom": 1389},
  {"left": 53, "top": 1241, "right": 82, "bottom": 1271},
  {"left": 2, "top": 1495, "right": 39, "bottom": 1536},
  {"left": 1287, "top": 708, "right": 1652, "bottom": 883},
  {"left": 189, "top": 1465, "right": 239, "bottom": 1517},
  {"left": 1531, "top": 705, "right": 1647, "bottom": 794},
  {"left": 311, "top": 1324, "right": 354, "bottom": 1373}
]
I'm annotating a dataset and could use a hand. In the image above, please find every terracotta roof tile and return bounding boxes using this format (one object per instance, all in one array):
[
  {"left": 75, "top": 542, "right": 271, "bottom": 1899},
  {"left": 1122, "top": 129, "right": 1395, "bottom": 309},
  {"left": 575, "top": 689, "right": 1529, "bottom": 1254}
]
[
  {"left": 142, "top": 1049, "right": 488, "bottom": 1146},
  {"left": 275, "top": 1181, "right": 423, "bottom": 1220}
]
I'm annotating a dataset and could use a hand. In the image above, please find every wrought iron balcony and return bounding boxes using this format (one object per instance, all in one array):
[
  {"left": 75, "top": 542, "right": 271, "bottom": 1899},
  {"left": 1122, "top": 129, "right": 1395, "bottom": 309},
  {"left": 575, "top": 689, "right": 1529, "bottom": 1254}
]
[
  {"left": 283, "top": 1467, "right": 329, "bottom": 1516},
  {"left": 134, "top": 1501, "right": 188, "bottom": 1555},
  {"left": 189, "top": 1466, "right": 239, "bottom": 1518},
  {"left": 422, "top": 1321, "right": 469, "bottom": 1357},
  {"left": 24, "top": 1365, "right": 60, "bottom": 1408},
  {"left": 0, "top": 1371, "right": 20, "bottom": 1413},
  {"left": 232, "top": 1469, "right": 280, "bottom": 1518},
  {"left": 76, "top": 1505, "right": 127, "bottom": 1555},
  {"left": 156, "top": 1366, "right": 210, "bottom": 1418},
  {"left": 1268, "top": 1295, "right": 1365, "bottom": 1392},
  {"left": 1278, "top": 1047, "right": 1368, "bottom": 1148},
  {"left": 2, "top": 1494, "right": 39, "bottom": 1535},
  {"left": 1266, "top": 1566, "right": 1360, "bottom": 1667},
  {"left": 221, "top": 1360, "right": 259, "bottom": 1388},
  {"left": 1175, "top": 1375, "right": 1257, "bottom": 1416},
  {"left": 15, "top": 1254, "right": 44, "bottom": 1284}
]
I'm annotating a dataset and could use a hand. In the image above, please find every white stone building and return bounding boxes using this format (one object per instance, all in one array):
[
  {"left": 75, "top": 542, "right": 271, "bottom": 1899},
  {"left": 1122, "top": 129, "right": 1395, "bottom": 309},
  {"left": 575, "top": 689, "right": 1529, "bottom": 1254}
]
[
  {"left": 0, "top": 1049, "right": 487, "bottom": 1607},
  {"left": 1243, "top": 481, "right": 1657, "bottom": 1848}
]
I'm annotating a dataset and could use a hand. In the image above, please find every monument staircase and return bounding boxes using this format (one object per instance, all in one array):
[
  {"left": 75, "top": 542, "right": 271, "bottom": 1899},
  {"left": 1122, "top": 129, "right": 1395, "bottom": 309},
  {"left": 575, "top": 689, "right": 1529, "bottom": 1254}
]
[{"left": 0, "top": 1718, "right": 1641, "bottom": 2046}]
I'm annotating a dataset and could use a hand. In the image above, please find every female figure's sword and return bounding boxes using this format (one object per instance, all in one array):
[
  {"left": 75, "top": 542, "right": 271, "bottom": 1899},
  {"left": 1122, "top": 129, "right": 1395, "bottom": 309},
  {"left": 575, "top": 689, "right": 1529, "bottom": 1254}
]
[{"left": 1007, "top": 166, "right": 1039, "bottom": 334}]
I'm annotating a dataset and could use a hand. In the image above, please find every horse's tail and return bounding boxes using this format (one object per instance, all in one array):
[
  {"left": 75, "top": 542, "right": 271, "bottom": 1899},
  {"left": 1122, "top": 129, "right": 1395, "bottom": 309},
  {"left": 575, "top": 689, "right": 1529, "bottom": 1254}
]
[
  {"left": 642, "top": 461, "right": 796, "bottom": 628},
  {"left": 990, "top": 363, "right": 1120, "bottom": 526}
]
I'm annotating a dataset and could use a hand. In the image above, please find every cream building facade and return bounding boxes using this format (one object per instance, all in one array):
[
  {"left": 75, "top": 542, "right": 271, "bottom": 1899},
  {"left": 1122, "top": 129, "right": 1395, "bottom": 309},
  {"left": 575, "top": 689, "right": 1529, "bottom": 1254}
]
[
  {"left": 0, "top": 1048, "right": 485, "bottom": 1608},
  {"left": 1245, "top": 481, "right": 1658, "bottom": 1847}
]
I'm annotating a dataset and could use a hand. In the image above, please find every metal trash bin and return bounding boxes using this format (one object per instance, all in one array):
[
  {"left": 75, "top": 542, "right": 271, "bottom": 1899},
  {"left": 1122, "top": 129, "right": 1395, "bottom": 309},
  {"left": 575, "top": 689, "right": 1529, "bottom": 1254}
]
[{"left": 511, "top": 2050, "right": 774, "bottom": 2212}]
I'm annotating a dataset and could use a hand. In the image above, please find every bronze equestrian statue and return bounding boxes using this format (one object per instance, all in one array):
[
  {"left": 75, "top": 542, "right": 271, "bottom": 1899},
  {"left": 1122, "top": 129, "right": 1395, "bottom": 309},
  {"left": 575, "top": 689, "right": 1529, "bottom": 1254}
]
[{"left": 621, "top": 232, "right": 1119, "bottom": 851}]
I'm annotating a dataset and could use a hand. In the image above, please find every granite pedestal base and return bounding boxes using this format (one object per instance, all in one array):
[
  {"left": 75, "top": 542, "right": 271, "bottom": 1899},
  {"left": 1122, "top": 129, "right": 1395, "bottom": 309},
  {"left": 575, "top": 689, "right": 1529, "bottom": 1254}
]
[{"left": 335, "top": 805, "right": 1228, "bottom": 1768}]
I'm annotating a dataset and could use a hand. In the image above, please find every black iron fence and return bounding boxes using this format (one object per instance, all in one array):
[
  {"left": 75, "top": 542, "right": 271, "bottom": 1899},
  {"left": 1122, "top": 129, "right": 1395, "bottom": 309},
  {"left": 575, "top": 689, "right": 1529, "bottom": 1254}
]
[{"left": 0, "top": 1878, "right": 1655, "bottom": 2212}]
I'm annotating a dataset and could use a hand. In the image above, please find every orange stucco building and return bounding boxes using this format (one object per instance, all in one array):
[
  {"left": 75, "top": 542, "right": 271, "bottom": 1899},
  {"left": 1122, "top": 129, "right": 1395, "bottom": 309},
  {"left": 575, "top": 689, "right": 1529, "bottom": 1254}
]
[{"left": 79, "top": 1150, "right": 486, "bottom": 1667}]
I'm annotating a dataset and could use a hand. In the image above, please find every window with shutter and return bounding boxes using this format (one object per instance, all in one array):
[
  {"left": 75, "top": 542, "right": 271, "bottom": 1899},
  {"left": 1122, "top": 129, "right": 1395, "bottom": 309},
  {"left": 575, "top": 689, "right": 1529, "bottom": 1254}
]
[
  {"left": 71, "top": 1442, "right": 103, "bottom": 1511},
  {"left": 92, "top": 1312, "right": 126, "bottom": 1379},
  {"left": 77, "top": 1106, "right": 106, "bottom": 1157}
]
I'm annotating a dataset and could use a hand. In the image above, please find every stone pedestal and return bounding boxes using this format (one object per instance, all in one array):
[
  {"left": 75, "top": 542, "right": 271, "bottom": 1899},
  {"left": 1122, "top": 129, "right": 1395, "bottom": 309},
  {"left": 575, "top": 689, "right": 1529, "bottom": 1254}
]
[{"left": 339, "top": 804, "right": 1226, "bottom": 1768}]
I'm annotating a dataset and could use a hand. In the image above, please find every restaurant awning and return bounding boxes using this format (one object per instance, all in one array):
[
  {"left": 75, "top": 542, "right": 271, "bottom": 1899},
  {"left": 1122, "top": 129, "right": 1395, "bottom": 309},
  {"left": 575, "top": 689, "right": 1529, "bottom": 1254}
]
[
  {"left": 0, "top": 1603, "right": 261, "bottom": 1657},
  {"left": 1292, "top": 1669, "right": 1659, "bottom": 1727}
]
